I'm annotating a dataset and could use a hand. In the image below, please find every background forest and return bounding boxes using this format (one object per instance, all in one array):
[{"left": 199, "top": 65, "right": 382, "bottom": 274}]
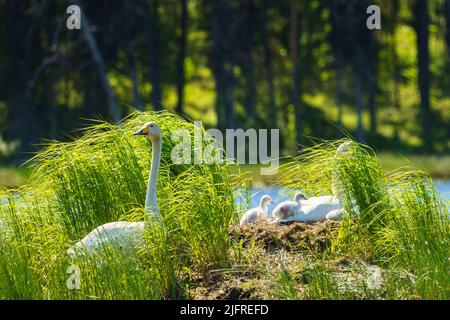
[{"left": 0, "top": 0, "right": 449, "bottom": 164}]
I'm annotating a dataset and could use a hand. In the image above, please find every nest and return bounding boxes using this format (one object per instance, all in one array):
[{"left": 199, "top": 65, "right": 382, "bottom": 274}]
[{"left": 230, "top": 220, "right": 340, "bottom": 253}]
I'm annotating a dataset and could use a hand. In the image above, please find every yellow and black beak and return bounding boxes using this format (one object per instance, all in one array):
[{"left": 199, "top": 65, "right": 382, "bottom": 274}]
[
  {"left": 133, "top": 129, "right": 145, "bottom": 136},
  {"left": 133, "top": 127, "right": 148, "bottom": 136}
]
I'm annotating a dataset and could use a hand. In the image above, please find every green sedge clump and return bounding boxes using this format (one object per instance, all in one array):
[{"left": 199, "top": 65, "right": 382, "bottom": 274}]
[
  {"left": 278, "top": 139, "right": 449, "bottom": 299},
  {"left": 0, "top": 111, "right": 235, "bottom": 299}
]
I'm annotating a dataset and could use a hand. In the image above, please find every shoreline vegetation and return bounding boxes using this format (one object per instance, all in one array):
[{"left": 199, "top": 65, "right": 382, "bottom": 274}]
[
  {"left": 0, "top": 112, "right": 448, "bottom": 300},
  {"left": 2, "top": 153, "right": 450, "bottom": 189},
  {"left": 236, "top": 153, "right": 450, "bottom": 188}
]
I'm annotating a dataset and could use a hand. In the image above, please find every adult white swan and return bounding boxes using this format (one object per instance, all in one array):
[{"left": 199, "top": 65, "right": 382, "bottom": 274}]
[
  {"left": 294, "top": 198, "right": 344, "bottom": 222},
  {"left": 300, "top": 141, "right": 357, "bottom": 221},
  {"left": 239, "top": 195, "right": 273, "bottom": 226},
  {"left": 272, "top": 193, "right": 307, "bottom": 220},
  {"left": 68, "top": 122, "right": 162, "bottom": 258},
  {"left": 272, "top": 141, "right": 354, "bottom": 223}
]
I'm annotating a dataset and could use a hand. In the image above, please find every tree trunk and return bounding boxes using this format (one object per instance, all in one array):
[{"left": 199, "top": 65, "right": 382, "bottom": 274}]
[
  {"left": 124, "top": 0, "right": 142, "bottom": 110},
  {"left": 367, "top": 32, "right": 377, "bottom": 133},
  {"left": 75, "top": 0, "right": 121, "bottom": 122},
  {"left": 44, "top": 73, "right": 59, "bottom": 138},
  {"left": 331, "top": 0, "right": 344, "bottom": 132},
  {"left": 368, "top": 85, "right": 376, "bottom": 133},
  {"left": 240, "top": 0, "right": 256, "bottom": 124},
  {"left": 391, "top": 0, "right": 400, "bottom": 110},
  {"left": 176, "top": 0, "right": 188, "bottom": 115},
  {"left": 389, "top": 0, "right": 400, "bottom": 143},
  {"left": 211, "top": 1, "right": 225, "bottom": 131},
  {"left": 127, "top": 46, "right": 143, "bottom": 110},
  {"left": 143, "top": 0, "right": 162, "bottom": 110},
  {"left": 445, "top": 0, "right": 450, "bottom": 52},
  {"left": 414, "top": 0, "right": 431, "bottom": 152},
  {"left": 211, "top": 0, "right": 236, "bottom": 130},
  {"left": 354, "top": 47, "right": 365, "bottom": 142},
  {"left": 290, "top": 0, "right": 302, "bottom": 146},
  {"left": 261, "top": 16, "right": 277, "bottom": 129},
  {"left": 336, "top": 53, "right": 344, "bottom": 131},
  {"left": 4, "top": 0, "right": 38, "bottom": 159},
  {"left": 84, "top": 71, "right": 106, "bottom": 118}
]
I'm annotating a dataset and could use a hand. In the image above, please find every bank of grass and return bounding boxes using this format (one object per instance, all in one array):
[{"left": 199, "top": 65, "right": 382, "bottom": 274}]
[
  {"left": 0, "top": 111, "right": 235, "bottom": 299},
  {"left": 378, "top": 153, "right": 450, "bottom": 179},
  {"left": 2, "top": 153, "right": 449, "bottom": 190},
  {"left": 0, "top": 113, "right": 448, "bottom": 299},
  {"left": 195, "top": 141, "right": 449, "bottom": 300},
  {"left": 0, "top": 167, "right": 31, "bottom": 189},
  {"left": 234, "top": 152, "right": 450, "bottom": 187}
]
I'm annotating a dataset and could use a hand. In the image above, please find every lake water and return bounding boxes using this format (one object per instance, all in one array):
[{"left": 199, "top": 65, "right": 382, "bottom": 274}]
[
  {"left": 237, "top": 180, "right": 450, "bottom": 210},
  {"left": 2, "top": 181, "right": 450, "bottom": 209}
]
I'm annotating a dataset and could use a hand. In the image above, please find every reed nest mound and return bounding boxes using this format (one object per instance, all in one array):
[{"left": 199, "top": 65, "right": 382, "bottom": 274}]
[
  {"left": 189, "top": 221, "right": 342, "bottom": 300},
  {"left": 229, "top": 220, "right": 340, "bottom": 253}
]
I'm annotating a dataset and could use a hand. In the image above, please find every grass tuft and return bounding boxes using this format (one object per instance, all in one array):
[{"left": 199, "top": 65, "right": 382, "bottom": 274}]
[
  {"left": 0, "top": 111, "right": 235, "bottom": 299},
  {"left": 277, "top": 139, "right": 449, "bottom": 299}
]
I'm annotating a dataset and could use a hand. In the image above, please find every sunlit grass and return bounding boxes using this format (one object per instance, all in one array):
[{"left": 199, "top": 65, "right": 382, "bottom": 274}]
[
  {"left": 0, "top": 119, "right": 448, "bottom": 299},
  {"left": 378, "top": 153, "right": 450, "bottom": 179},
  {"left": 0, "top": 111, "right": 235, "bottom": 299},
  {"left": 0, "top": 167, "right": 30, "bottom": 189},
  {"left": 276, "top": 140, "right": 449, "bottom": 299}
]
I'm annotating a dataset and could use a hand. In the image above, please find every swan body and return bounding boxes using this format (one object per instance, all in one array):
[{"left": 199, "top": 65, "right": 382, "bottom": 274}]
[
  {"left": 297, "top": 198, "right": 342, "bottom": 222},
  {"left": 69, "top": 122, "right": 162, "bottom": 258},
  {"left": 68, "top": 221, "right": 145, "bottom": 258},
  {"left": 272, "top": 193, "right": 307, "bottom": 220},
  {"left": 331, "top": 141, "right": 355, "bottom": 197},
  {"left": 299, "top": 195, "right": 335, "bottom": 207},
  {"left": 297, "top": 142, "right": 356, "bottom": 222},
  {"left": 274, "top": 196, "right": 343, "bottom": 223},
  {"left": 324, "top": 207, "right": 345, "bottom": 221},
  {"left": 300, "top": 195, "right": 341, "bottom": 210},
  {"left": 273, "top": 141, "right": 356, "bottom": 223},
  {"left": 240, "top": 195, "right": 272, "bottom": 226}
]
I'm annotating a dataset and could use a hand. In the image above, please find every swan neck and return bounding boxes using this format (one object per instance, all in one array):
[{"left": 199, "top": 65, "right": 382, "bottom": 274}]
[
  {"left": 260, "top": 203, "right": 268, "bottom": 217},
  {"left": 145, "top": 137, "right": 161, "bottom": 214}
]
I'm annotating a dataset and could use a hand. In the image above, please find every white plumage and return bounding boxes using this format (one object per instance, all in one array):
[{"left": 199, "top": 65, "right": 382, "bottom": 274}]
[
  {"left": 272, "top": 194, "right": 343, "bottom": 223},
  {"left": 272, "top": 193, "right": 307, "bottom": 221},
  {"left": 331, "top": 141, "right": 354, "bottom": 197},
  {"left": 240, "top": 195, "right": 272, "bottom": 226},
  {"left": 272, "top": 141, "right": 356, "bottom": 223},
  {"left": 68, "top": 222, "right": 145, "bottom": 258},
  {"left": 324, "top": 207, "right": 345, "bottom": 221},
  {"left": 294, "top": 196, "right": 342, "bottom": 222},
  {"left": 68, "top": 122, "right": 163, "bottom": 258}
]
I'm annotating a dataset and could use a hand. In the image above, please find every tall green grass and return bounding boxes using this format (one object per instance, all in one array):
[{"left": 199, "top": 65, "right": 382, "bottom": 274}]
[
  {"left": 1, "top": 121, "right": 448, "bottom": 299},
  {"left": 0, "top": 111, "right": 235, "bottom": 299},
  {"left": 279, "top": 140, "right": 449, "bottom": 299}
]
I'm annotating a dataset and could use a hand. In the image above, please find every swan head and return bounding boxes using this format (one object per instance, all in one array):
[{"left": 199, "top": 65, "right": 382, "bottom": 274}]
[
  {"left": 260, "top": 195, "right": 273, "bottom": 207},
  {"left": 294, "top": 193, "right": 307, "bottom": 202},
  {"left": 133, "top": 122, "right": 162, "bottom": 142}
]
